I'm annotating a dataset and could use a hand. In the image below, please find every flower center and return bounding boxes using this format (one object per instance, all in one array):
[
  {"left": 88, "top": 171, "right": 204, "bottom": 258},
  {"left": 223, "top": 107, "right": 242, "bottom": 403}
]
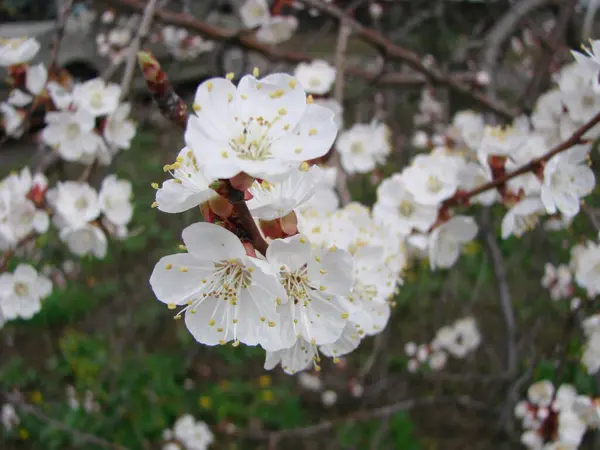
[
  {"left": 14, "top": 281, "right": 29, "bottom": 297},
  {"left": 228, "top": 117, "right": 277, "bottom": 161},
  {"left": 350, "top": 142, "right": 364, "bottom": 155},
  {"left": 75, "top": 196, "right": 89, "bottom": 210},
  {"left": 514, "top": 213, "right": 541, "bottom": 236},
  {"left": 398, "top": 199, "right": 415, "bottom": 217},
  {"left": 251, "top": 5, "right": 266, "bottom": 17},
  {"left": 281, "top": 267, "right": 311, "bottom": 305},
  {"left": 90, "top": 91, "right": 104, "bottom": 109},
  {"left": 308, "top": 77, "right": 321, "bottom": 88},
  {"left": 66, "top": 123, "right": 80, "bottom": 139},
  {"left": 426, "top": 175, "right": 442, "bottom": 193}
]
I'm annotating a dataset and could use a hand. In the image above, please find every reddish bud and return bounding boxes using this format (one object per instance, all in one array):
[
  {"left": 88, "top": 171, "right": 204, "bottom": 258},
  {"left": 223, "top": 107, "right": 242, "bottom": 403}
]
[
  {"left": 229, "top": 172, "right": 255, "bottom": 192},
  {"left": 242, "top": 241, "right": 257, "bottom": 257},
  {"left": 259, "top": 218, "right": 284, "bottom": 240},
  {"left": 209, "top": 195, "right": 233, "bottom": 219},
  {"left": 280, "top": 211, "right": 298, "bottom": 236},
  {"left": 200, "top": 201, "right": 216, "bottom": 222}
]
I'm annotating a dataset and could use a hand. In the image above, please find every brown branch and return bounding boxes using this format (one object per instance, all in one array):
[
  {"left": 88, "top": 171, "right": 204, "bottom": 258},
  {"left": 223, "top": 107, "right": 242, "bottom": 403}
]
[
  {"left": 442, "top": 110, "right": 600, "bottom": 207},
  {"left": 102, "top": 0, "right": 514, "bottom": 116},
  {"left": 298, "top": 0, "right": 518, "bottom": 119}
]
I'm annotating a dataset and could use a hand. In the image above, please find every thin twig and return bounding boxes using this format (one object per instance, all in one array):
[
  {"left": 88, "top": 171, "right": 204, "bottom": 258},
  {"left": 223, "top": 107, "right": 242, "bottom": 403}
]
[
  {"left": 482, "top": 214, "right": 517, "bottom": 374},
  {"left": 331, "top": 21, "right": 352, "bottom": 206},
  {"left": 48, "top": 0, "right": 76, "bottom": 72},
  {"left": 120, "top": 0, "right": 160, "bottom": 100}
]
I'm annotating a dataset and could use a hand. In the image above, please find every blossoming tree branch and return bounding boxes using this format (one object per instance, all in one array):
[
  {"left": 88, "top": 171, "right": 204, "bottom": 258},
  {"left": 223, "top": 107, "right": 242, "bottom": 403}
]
[{"left": 2, "top": 0, "right": 600, "bottom": 448}]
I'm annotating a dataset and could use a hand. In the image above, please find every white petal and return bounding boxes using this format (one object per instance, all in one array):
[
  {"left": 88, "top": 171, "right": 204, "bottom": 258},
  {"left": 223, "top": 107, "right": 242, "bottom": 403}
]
[
  {"left": 25, "top": 63, "right": 48, "bottom": 95},
  {"left": 266, "top": 235, "right": 311, "bottom": 272},
  {"left": 181, "top": 222, "right": 245, "bottom": 260}
]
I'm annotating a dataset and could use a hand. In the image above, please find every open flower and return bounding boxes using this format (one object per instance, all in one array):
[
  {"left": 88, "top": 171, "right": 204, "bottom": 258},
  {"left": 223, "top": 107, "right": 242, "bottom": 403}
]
[
  {"left": 98, "top": 175, "right": 133, "bottom": 226},
  {"left": 428, "top": 216, "right": 478, "bottom": 270},
  {"left": 265, "top": 235, "right": 353, "bottom": 361},
  {"left": 0, "top": 264, "right": 52, "bottom": 320},
  {"left": 0, "top": 37, "right": 40, "bottom": 66},
  {"left": 42, "top": 110, "right": 105, "bottom": 162},
  {"left": 541, "top": 145, "right": 595, "bottom": 217},
  {"left": 155, "top": 147, "right": 217, "bottom": 214},
  {"left": 162, "top": 414, "right": 214, "bottom": 450},
  {"left": 59, "top": 224, "right": 107, "bottom": 258},
  {"left": 46, "top": 181, "right": 101, "bottom": 229},
  {"left": 501, "top": 197, "right": 546, "bottom": 239},
  {"left": 240, "top": 0, "right": 270, "bottom": 29},
  {"left": 73, "top": 78, "right": 121, "bottom": 117},
  {"left": 104, "top": 103, "right": 136, "bottom": 150},
  {"left": 336, "top": 121, "right": 390, "bottom": 174},
  {"left": 150, "top": 222, "right": 287, "bottom": 349},
  {"left": 256, "top": 16, "right": 298, "bottom": 44},
  {"left": 184, "top": 73, "right": 337, "bottom": 181},
  {"left": 247, "top": 165, "right": 323, "bottom": 220},
  {"left": 294, "top": 60, "right": 336, "bottom": 95}
]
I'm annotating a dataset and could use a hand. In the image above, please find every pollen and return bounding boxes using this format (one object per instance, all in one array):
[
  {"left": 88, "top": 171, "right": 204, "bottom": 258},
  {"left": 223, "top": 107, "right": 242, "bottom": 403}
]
[
  {"left": 294, "top": 148, "right": 303, "bottom": 154},
  {"left": 320, "top": 269, "right": 327, "bottom": 274},
  {"left": 232, "top": 339, "right": 240, "bottom": 347},
  {"left": 241, "top": 94, "right": 248, "bottom": 100},
  {"left": 179, "top": 245, "right": 187, "bottom": 251},
  {"left": 278, "top": 107, "right": 287, "bottom": 116},
  {"left": 232, "top": 319, "right": 238, "bottom": 324},
  {"left": 307, "top": 94, "right": 314, "bottom": 104},
  {"left": 288, "top": 79, "right": 297, "bottom": 88},
  {"left": 341, "top": 313, "right": 349, "bottom": 319},
  {"left": 209, "top": 319, "right": 216, "bottom": 326},
  {"left": 260, "top": 316, "right": 266, "bottom": 322},
  {"left": 283, "top": 124, "right": 290, "bottom": 130},
  {"left": 315, "top": 256, "right": 321, "bottom": 262},
  {"left": 269, "top": 89, "right": 285, "bottom": 99},
  {"left": 206, "top": 81, "right": 213, "bottom": 92},
  {"left": 221, "top": 151, "right": 229, "bottom": 158},
  {"left": 319, "top": 285, "right": 326, "bottom": 291},
  {"left": 329, "top": 245, "right": 337, "bottom": 252},
  {"left": 308, "top": 128, "right": 318, "bottom": 135},
  {"left": 227, "top": 93, "right": 233, "bottom": 102},
  {"left": 193, "top": 103, "right": 201, "bottom": 112},
  {"left": 179, "top": 266, "right": 188, "bottom": 273},
  {"left": 300, "top": 162, "right": 310, "bottom": 171},
  {"left": 165, "top": 263, "right": 173, "bottom": 270},
  {"left": 217, "top": 327, "right": 224, "bottom": 332},
  {"left": 226, "top": 72, "right": 235, "bottom": 80},
  {"left": 174, "top": 314, "right": 182, "bottom": 320},
  {"left": 168, "top": 303, "right": 176, "bottom": 310},
  {"left": 267, "top": 321, "right": 276, "bottom": 327},
  {"left": 151, "top": 201, "right": 158, "bottom": 208},
  {"left": 253, "top": 67, "right": 260, "bottom": 77},
  {"left": 299, "top": 237, "right": 306, "bottom": 243},
  {"left": 151, "top": 182, "right": 159, "bottom": 189}
]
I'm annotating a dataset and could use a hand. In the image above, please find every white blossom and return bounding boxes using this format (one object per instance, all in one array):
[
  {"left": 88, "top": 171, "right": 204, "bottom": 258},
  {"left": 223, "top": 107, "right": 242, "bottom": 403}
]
[
  {"left": 294, "top": 60, "right": 336, "bottom": 95},
  {"left": 162, "top": 414, "right": 214, "bottom": 450},
  {"left": 0, "top": 264, "right": 52, "bottom": 320},
  {"left": 0, "top": 38, "right": 40, "bottom": 66},
  {"left": 98, "top": 175, "right": 133, "bottom": 226},
  {"left": 104, "top": 103, "right": 136, "bottom": 150},
  {"left": 428, "top": 216, "right": 478, "bottom": 270},
  {"left": 336, "top": 121, "right": 390, "bottom": 174},
  {"left": 185, "top": 73, "right": 337, "bottom": 181},
  {"left": 73, "top": 78, "right": 121, "bottom": 117}
]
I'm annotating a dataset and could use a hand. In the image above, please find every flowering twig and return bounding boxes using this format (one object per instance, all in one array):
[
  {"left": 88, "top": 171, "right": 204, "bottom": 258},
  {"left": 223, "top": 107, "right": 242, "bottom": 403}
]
[
  {"left": 442, "top": 110, "right": 600, "bottom": 208},
  {"left": 136, "top": 51, "right": 269, "bottom": 255}
]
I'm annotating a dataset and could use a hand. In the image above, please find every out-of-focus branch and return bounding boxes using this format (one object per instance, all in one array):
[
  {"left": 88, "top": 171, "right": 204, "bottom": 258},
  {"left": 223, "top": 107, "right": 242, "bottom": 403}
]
[
  {"left": 4, "top": 392, "right": 129, "bottom": 450},
  {"left": 442, "top": 110, "right": 600, "bottom": 207},
  {"left": 331, "top": 22, "right": 352, "bottom": 206},
  {"left": 298, "top": 0, "right": 518, "bottom": 119},
  {"left": 482, "top": 217, "right": 517, "bottom": 374},
  {"left": 101, "top": 0, "right": 514, "bottom": 117},
  {"left": 249, "top": 396, "right": 491, "bottom": 442},
  {"left": 49, "top": 0, "right": 75, "bottom": 72},
  {"left": 119, "top": 0, "right": 159, "bottom": 99}
]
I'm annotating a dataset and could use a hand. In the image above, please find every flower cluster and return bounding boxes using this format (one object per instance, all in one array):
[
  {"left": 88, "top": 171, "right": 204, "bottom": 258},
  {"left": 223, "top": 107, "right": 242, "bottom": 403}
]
[
  {"left": 162, "top": 415, "right": 214, "bottom": 450},
  {"left": 0, "top": 168, "right": 49, "bottom": 251},
  {"left": 515, "top": 381, "right": 598, "bottom": 449},
  {"left": 0, "top": 37, "right": 136, "bottom": 164},
  {"left": 149, "top": 69, "right": 407, "bottom": 374},
  {"left": 0, "top": 264, "right": 52, "bottom": 324},
  {"left": 46, "top": 176, "right": 133, "bottom": 258},
  {"left": 157, "top": 26, "right": 216, "bottom": 61},
  {"left": 405, "top": 317, "right": 481, "bottom": 372}
]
